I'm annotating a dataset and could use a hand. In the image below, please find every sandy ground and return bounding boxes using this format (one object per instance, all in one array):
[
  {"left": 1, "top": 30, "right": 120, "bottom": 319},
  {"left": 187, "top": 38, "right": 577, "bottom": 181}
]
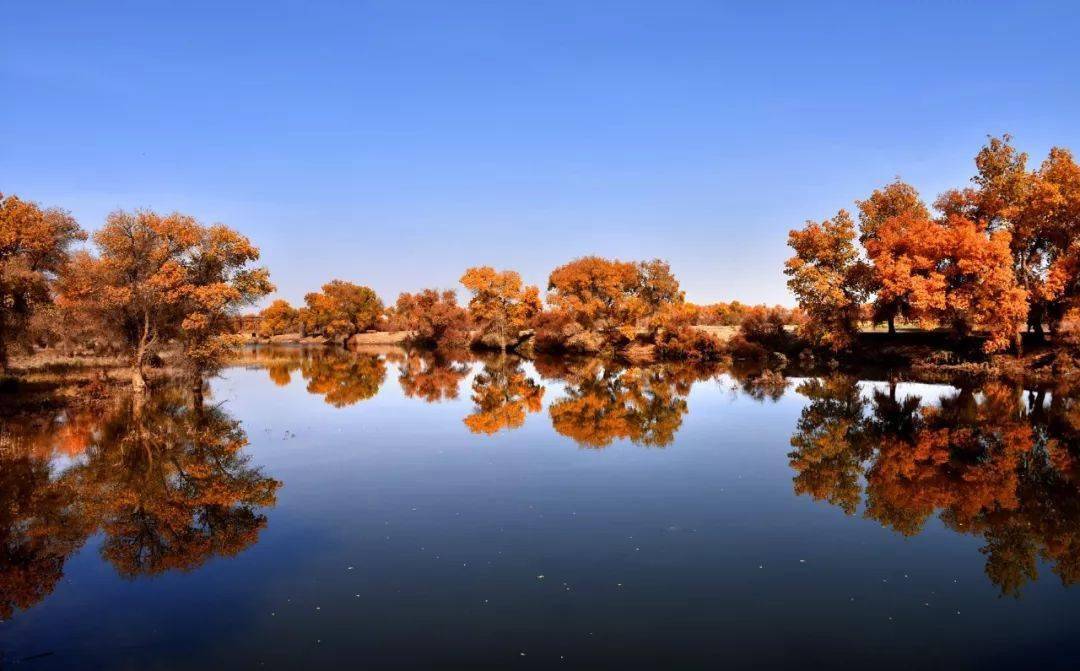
[{"left": 691, "top": 325, "right": 738, "bottom": 342}]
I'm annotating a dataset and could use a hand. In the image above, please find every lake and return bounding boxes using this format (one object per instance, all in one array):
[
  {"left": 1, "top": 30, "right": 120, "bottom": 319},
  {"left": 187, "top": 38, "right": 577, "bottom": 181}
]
[{"left": 2, "top": 346, "right": 1079, "bottom": 669}]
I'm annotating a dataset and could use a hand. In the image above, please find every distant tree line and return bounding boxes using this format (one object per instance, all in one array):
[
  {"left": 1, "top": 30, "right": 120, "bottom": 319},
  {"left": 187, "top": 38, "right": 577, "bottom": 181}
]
[{"left": 250, "top": 257, "right": 752, "bottom": 361}]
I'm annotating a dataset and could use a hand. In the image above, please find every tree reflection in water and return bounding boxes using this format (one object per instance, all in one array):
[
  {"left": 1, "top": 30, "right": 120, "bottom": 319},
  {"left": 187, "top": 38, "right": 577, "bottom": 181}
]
[
  {"left": 788, "top": 374, "right": 1080, "bottom": 596},
  {"left": 0, "top": 387, "right": 279, "bottom": 615},
  {"left": 238, "top": 346, "right": 1080, "bottom": 596},
  {"left": 539, "top": 358, "right": 718, "bottom": 448},
  {"left": 398, "top": 350, "right": 470, "bottom": 403},
  {"left": 463, "top": 354, "right": 544, "bottom": 435},
  {"left": 245, "top": 346, "right": 387, "bottom": 407},
  {"left": 302, "top": 349, "right": 386, "bottom": 408}
]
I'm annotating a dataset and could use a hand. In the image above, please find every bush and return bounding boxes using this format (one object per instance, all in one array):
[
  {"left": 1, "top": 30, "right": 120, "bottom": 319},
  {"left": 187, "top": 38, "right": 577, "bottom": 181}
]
[
  {"left": 728, "top": 307, "right": 792, "bottom": 361},
  {"left": 655, "top": 325, "right": 724, "bottom": 361},
  {"left": 395, "top": 289, "right": 471, "bottom": 350},
  {"left": 531, "top": 310, "right": 576, "bottom": 352}
]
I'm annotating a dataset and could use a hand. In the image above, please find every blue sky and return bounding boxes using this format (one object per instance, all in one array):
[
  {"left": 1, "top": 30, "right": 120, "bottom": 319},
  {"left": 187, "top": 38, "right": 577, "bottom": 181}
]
[{"left": 3, "top": 1, "right": 1079, "bottom": 306}]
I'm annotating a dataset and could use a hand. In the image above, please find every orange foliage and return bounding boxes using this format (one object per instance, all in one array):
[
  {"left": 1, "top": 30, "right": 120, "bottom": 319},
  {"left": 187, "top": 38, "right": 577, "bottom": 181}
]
[
  {"left": 301, "top": 280, "right": 383, "bottom": 342},
  {"left": 395, "top": 288, "right": 471, "bottom": 349},
  {"left": 938, "top": 215, "right": 1028, "bottom": 351},
  {"left": 0, "top": 193, "right": 86, "bottom": 370},
  {"left": 301, "top": 349, "right": 386, "bottom": 407},
  {"left": 57, "top": 210, "right": 271, "bottom": 388},
  {"left": 1, "top": 386, "right": 279, "bottom": 613},
  {"left": 784, "top": 211, "right": 871, "bottom": 351},
  {"left": 463, "top": 356, "right": 544, "bottom": 434},
  {"left": 460, "top": 267, "right": 541, "bottom": 350},
  {"left": 858, "top": 183, "right": 945, "bottom": 330},
  {"left": 258, "top": 299, "right": 299, "bottom": 337},
  {"left": 398, "top": 350, "right": 469, "bottom": 402},
  {"left": 652, "top": 303, "right": 724, "bottom": 361},
  {"left": 546, "top": 362, "right": 696, "bottom": 448}
]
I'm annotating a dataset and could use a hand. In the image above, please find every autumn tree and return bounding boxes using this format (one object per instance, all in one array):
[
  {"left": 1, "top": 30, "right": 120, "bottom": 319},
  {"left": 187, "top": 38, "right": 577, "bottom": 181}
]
[
  {"left": 460, "top": 266, "right": 541, "bottom": 351},
  {"left": 258, "top": 299, "right": 299, "bottom": 338},
  {"left": 934, "top": 136, "right": 1080, "bottom": 339},
  {"left": 939, "top": 214, "right": 1028, "bottom": 352},
  {"left": 58, "top": 211, "right": 270, "bottom": 391},
  {"left": 652, "top": 303, "right": 724, "bottom": 361},
  {"left": 784, "top": 211, "right": 871, "bottom": 351},
  {"left": 58, "top": 211, "right": 201, "bottom": 392},
  {"left": 1027, "top": 148, "right": 1080, "bottom": 333},
  {"left": 301, "top": 280, "right": 383, "bottom": 343},
  {"left": 395, "top": 288, "right": 471, "bottom": 350},
  {"left": 0, "top": 193, "right": 85, "bottom": 373},
  {"left": 856, "top": 181, "right": 941, "bottom": 333},
  {"left": 176, "top": 225, "right": 273, "bottom": 384},
  {"left": 636, "top": 259, "right": 685, "bottom": 315},
  {"left": 726, "top": 305, "right": 793, "bottom": 360},
  {"left": 546, "top": 256, "right": 642, "bottom": 340}
]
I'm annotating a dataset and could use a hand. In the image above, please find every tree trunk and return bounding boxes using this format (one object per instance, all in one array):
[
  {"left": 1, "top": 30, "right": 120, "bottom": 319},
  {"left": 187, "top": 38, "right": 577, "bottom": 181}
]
[
  {"left": 887, "top": 316, "right": 896, "bottom": 335},
  {"left": 0, "top": 317, "right": 8, "bottom": 375},
  {"left": 1014, "top": 331, "right": 1023, "bottom": 357},
  {"left": 132, "top": 309, "right": 154, "bottom": 394},
  {"left": 131, "top": 363, "right": 147, "bottom": 393},
  {"left": 1028, "top": 303, "right": 1046, "bottom": 341}
]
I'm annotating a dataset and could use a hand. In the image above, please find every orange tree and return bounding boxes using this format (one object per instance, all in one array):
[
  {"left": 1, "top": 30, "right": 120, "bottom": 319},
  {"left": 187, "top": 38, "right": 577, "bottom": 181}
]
[
  {"left": 939, "top": 214, "right": 1028, "bottom": 352},
  {"left": 258, "top": 299, "right": 299, "bottom": 338},
  {"left": 0, "top": 193, "right": 85, "bottom": 373},
  {"left": 177, "top": 225, "right": 273, "bottom": 382},
  {"left": 856, "top": 181, "right": 940, "bottom": 333},
  {"left": 784, "top": 210, "right": 871, "bottom": 351},
  {"left": 460, "top": 266, "right": 541, "bottom": 350},
  {"left": 58, "top": 211, "right": 202, "bottom": 391},
  {"left": 395, "top": 288, "right": 471, "bottom": 349},
  {"left": 546, "top": 256, "right": 643, "bottom": 340},
  {"left": 936, "top": 136, "right": 1080, "bottom": 337},
  {"left": 301, "top": 280, "right": 383, "bottom": 343},
  {"left": 58, "top": 211, "right": 271, "bottom": 390}
]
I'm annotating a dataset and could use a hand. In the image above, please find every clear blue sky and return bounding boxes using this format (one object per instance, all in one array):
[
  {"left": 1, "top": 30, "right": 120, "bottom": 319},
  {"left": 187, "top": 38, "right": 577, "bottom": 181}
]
[{"left": 3, "top": 1, "right": 1079, "bottom": 307}]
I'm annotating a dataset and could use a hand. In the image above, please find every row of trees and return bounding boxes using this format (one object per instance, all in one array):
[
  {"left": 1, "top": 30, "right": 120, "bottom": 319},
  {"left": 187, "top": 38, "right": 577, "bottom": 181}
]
[
  {"left": 786, "top": 136, "right": 1080, "bottom": 353},
  {"left": 1, "top": 195, "right": 272, "bottom": 390},
  {"left": 256, "top": 257, "right": 729, "bottom": 360}
]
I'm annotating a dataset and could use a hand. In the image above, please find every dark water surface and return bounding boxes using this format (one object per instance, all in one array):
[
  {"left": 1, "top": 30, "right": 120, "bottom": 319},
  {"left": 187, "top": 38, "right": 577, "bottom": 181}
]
[{"left": 2, "top": 347, "right": 1079, "bottom": 669}]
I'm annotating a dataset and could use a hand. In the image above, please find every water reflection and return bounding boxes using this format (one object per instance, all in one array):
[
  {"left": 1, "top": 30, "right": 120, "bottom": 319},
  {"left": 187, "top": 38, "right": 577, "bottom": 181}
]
[
  {"left": 789, "top": 375, "right": 1080, "bottom": 596},
  {"left": 245, "top": 347, "right": 387, "bottom": 407},
  {"left": 539, "top": 359, "right": 714, "bottom": 448},
  {"left": 219, "top": 347, "right": 1080, "bottom": 596},
  {"left": 463, "top": 354, "right": 544, "bottom": 434},
  {"left": 0, "top": 388, "right": 279, "bottom": 616},
  {"left": 398, "top": 350, "right": 469, "bottom": 403}
]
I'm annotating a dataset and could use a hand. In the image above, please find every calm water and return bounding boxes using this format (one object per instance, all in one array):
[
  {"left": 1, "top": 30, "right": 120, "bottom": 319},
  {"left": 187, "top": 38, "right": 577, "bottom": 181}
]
[{"left": 2, "top": 346, "right": 1079, "bottom": 669}]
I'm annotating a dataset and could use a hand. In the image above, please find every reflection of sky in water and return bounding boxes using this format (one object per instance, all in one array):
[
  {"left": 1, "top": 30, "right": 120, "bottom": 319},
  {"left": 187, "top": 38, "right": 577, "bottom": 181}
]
[{"left": 1, "top": 353, "right": 1079, "bottom": 669}]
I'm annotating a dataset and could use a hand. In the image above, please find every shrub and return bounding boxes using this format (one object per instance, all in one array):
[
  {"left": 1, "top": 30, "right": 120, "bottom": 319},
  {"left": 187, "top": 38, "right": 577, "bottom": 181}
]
[
  {"left": 395, "top": 289, "right": 471, "bottom": 350},
  {"left": 728, "top": 307, "right": 793, "bottom": 361}
]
